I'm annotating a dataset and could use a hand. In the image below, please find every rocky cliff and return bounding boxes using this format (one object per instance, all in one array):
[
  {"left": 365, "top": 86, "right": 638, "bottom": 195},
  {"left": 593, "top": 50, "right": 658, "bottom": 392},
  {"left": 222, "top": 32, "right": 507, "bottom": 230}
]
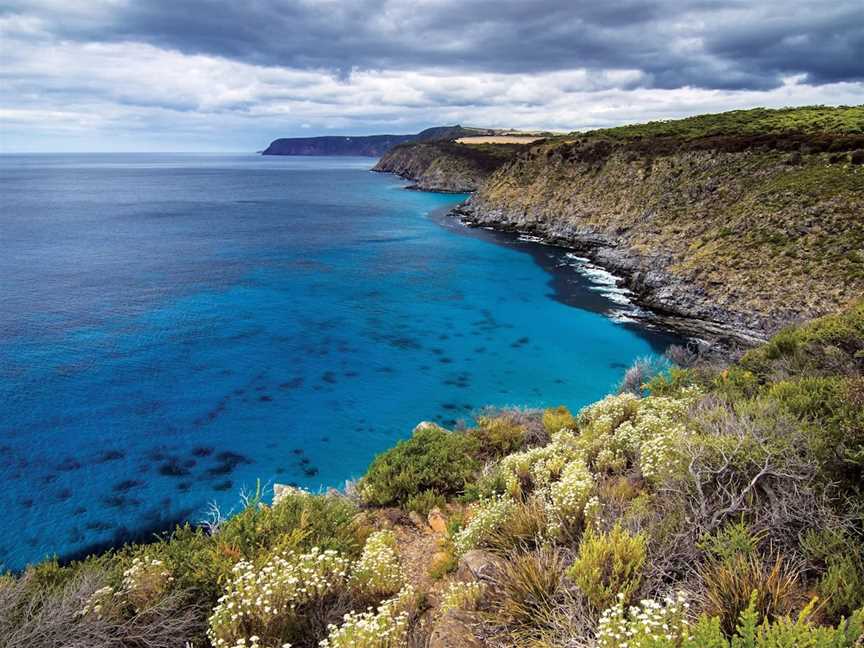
[
  {"left": 446, "top": 107, "right": 864, "bottom": 342},
  {"left": 372, "top": 140, "right": 527, "bottom": 192}
]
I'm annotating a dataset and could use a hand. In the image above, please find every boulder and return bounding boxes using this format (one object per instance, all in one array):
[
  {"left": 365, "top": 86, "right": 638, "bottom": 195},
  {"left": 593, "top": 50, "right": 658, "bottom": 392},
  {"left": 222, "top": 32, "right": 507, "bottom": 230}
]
[
  {"left": 428, "top": 610, "right": 484, "bottom": 648},
  {"left": 456, "top": 550, "right": 500, "bottom": 583},
  {"left": 427, "top": 507, "right": 448, "bottom": 534},
  {"left": 272, "top": 483, "right": 309, "bottom": 506}
]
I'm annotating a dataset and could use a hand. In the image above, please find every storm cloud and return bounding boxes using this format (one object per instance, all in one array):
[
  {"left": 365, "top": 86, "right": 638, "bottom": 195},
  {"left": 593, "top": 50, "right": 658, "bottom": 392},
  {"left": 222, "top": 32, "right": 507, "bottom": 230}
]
[{"left": 1, "top": 0, "right": 862, "bottom": 151}]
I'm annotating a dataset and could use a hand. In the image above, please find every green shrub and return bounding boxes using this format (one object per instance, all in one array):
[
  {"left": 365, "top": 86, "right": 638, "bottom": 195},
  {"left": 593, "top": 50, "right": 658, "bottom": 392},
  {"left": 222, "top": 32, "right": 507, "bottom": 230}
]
[
  {"left": 568, "top": 523, "right": 647, "bottom": 610},
  {"left": 468, "top": 414, "right": 526, "bottom": 457},
  {"left": 405, "top": 489, "right": 446, "bottom": 516},
  {"left": 768, "top": 376, "right": 864, "bottom": 487},
  {"left": 360, "top": 425, "right": 478, "bottom": 506},
  {"left": 699, "top": 519, "right": 766, "bottom": 563},
  {"left": 542, "top": 405, "right": 575, "bottom": 434},
  {"left": 803, "top": 528, "right": 864, "bottom": 621}
]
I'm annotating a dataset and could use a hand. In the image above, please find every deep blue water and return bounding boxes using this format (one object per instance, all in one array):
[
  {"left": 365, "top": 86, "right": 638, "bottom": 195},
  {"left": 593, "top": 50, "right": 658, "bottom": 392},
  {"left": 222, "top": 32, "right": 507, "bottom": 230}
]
[{"left": 0, "top": 153, "right": 677, "bottom": 571}]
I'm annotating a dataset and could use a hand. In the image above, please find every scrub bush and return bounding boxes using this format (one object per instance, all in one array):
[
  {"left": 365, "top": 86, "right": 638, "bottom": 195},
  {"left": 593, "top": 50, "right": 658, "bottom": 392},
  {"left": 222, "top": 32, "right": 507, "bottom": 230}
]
[
  {"left": 350, "top": 530, "right": 403, "bottom": 597},
  {"left": 542, "top": 405, "right": 575, "bottom": 434},
  {"left": 360, "top": 425, "right": 478, "bottom": 506},
  {"left": 568, "top": 523, "right": 647, "bottom": 610},
  {"left": 468, "top": 414, "right": 526, "bottom": 457}
]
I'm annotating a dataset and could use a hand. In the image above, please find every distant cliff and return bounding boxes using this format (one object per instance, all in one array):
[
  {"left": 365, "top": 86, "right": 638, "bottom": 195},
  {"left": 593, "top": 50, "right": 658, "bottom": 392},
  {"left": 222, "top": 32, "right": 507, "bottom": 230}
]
[
  {"left": 261, "top": 125, "right": 493, "bottom": 156},
  {"left": 372, "top": 140, "right": 528, "bottom": 192}
]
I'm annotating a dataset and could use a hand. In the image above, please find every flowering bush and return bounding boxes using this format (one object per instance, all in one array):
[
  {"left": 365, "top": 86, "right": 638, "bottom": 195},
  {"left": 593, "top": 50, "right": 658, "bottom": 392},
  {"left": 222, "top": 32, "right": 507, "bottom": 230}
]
[
  {"left": 439, "top": 580, "right": 485, "bottom": 614},
  {"left": 596, "top": 591, "right": 690, "bottom": 648},
  {"left": 576, "top": 390, "right": 697, "bottom": 484},
  {"left": 121, "top": 556, "right": 175, "bottom": 612},
  {"left": 207, "top": 547, "right": 351, "bottom": 648},
  {"left": 597, "top": 591, "right": 864, "bottom": 648},
  {"left": 78, "top": 584, "right": 119, "bottom": 619},
  {"left": 497, "top": 430, "right": 580, "bottom": 499},
  {"left": 453, "top": 496, "right": 515, "bottom": 555},
  {"left": 319, "top": 586, "right": 415, "bottom": 648},
  {"left": 545, "top": 458, "right": 594, "bottom": 537},
  {"left": 350, "top": 530, "right": 403, "bottom": 597}
]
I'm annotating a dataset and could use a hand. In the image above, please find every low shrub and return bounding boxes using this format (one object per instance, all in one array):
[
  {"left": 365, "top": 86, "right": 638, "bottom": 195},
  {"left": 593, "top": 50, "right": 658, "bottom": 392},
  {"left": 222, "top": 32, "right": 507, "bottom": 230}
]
[
  {"left": 468, "top": 414, "right": 526, "bottom": 457},
  {"left": 542, "top": 405, "right": 575, "bottom": 434},
  {"left": 405, "top": 489, "right": 446, "bottom": 516},
  {"left": 485, "top": 495, "right": 548, "bottom": 553},
  {"left": 452, "top": 497, "right": 515, "bottom": 556},
  {"left": 206, "top": 547, "right": 352, "bottom": 648},
  {"left": 319, "top": 586, "right": 416, "bottom": 648},
  {"left": 360, "top": 425, "right": 478, "bottom": 506},
  {"left": 568, "top": 523, "right": 647, "bottom": 610},
  {"left": 350, "top": 530, "right": 403, "bottom": 598},
  {"left": 439, "top": 580, "right": 485, "bottom": 614},
  {"left": 597, "top": 591, "right": 864, "bottom": 648}
]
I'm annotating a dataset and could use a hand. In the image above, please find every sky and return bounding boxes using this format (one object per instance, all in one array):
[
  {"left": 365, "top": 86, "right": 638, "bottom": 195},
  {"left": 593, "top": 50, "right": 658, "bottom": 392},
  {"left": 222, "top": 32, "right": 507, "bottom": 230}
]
[{"left": 1, "top": 0, "right": 862, "bottom": 152}]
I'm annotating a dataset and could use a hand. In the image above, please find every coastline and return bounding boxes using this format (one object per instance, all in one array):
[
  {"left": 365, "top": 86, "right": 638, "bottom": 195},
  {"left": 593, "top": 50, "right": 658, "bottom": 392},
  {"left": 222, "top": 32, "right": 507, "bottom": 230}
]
[
  {"left": 451, "top": 201, "right": 768, "bottom": 348},
  {"left": 399, "top": 172, "right": 765, "bottom": 349}
]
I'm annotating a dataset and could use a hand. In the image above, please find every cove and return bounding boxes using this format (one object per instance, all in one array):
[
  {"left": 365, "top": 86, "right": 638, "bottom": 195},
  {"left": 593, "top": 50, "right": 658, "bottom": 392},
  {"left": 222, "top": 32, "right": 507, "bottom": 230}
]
[{"left": 0, "top": 153, "right": 678, "bottom": 571}]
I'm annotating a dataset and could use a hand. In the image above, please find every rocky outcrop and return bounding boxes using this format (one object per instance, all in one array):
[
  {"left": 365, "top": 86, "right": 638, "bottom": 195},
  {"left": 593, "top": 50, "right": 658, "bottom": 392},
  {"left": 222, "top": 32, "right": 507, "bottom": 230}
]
[
  {"left": 456, "top": 134, "right": 864, "bottom": 341},
  {"left": 372, "top": 141, "right": 525, "bottom": 192}
]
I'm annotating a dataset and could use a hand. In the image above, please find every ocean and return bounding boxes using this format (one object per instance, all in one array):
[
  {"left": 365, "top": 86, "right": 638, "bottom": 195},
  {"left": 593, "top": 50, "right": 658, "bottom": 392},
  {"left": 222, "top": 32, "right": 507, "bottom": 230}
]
[{"left": 0, "top": 153, "right": 678, "bottom": 571}]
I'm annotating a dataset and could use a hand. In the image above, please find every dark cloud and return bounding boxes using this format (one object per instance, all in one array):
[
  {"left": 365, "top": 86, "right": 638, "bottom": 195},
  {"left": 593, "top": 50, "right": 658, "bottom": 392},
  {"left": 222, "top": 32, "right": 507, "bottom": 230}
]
[{"left": 4, "top": 0, "right": 863, "bottom": 90}]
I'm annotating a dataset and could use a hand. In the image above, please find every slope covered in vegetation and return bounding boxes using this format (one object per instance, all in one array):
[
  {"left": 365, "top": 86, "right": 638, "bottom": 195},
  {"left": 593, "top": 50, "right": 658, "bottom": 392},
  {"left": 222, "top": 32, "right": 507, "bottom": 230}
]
[
  {"left": 3, "top": 301, "right": 862, "bottom": 647},
  {"left": 460, "top": 105, "right": 864, "bottom": 341},
  {"left": 372, "top": 140, "right": 526, "bottom": 192}
]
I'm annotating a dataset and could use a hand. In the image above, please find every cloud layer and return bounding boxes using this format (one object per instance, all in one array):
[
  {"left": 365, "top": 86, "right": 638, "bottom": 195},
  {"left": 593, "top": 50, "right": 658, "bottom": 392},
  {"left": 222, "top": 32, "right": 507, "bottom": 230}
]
[{"left": 1, "top": 1, "right": 862, "bottom": 151}]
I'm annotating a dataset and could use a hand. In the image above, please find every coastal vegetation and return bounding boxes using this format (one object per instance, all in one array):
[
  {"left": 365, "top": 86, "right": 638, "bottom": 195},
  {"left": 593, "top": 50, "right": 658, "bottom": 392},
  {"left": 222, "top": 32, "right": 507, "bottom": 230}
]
[{"left": 2, "top": 300, "right": 862, "bottom": 647}]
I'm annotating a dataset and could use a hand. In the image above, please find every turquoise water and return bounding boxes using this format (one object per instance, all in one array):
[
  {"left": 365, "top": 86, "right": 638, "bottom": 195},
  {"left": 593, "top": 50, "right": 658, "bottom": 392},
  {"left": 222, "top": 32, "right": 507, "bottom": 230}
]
[{"left": 0, "top": 154, "right": 677, "bottom": 571}]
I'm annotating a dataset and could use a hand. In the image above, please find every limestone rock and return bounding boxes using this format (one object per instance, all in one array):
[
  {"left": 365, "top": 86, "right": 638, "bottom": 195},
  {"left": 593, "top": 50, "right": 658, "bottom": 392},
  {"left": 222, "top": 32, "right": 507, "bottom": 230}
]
[
  {"left": 427, "top": 507, "right": 448, "bottom": 534},
  {"left": 272, "top": 483, "right": 308, "bottom": 506}
]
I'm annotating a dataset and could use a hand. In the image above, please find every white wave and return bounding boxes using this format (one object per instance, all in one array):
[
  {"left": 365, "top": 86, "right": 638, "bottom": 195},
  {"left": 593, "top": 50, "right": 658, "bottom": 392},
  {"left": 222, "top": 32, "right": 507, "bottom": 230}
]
[{"left": 517, "top": 234, "right": 545, "bottom": 243}]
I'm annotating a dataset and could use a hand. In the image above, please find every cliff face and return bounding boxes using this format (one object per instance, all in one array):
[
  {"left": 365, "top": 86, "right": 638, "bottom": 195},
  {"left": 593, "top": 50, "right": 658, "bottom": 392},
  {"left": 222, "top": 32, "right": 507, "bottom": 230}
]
[
  {"left": 262, "top": 125, "right": 494, "bottom": 156},
  {"left": 459, "top": 133, "right": 864, "bottom": 340},
  {"left": 372, "top": 141, "right": 526, "bottom": 192}
]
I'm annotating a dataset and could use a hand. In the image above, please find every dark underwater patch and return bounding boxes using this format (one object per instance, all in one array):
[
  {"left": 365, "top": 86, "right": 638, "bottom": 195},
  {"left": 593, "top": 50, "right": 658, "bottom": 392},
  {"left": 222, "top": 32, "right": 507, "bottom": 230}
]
[
  {"left": 321, "top": 371, "right": 338, "bottom": 384},
  {"left": 97, "top": 450, "right": 125, "bottom": 462},
  {"left": 56, "top": 457, "right": 82, "bottom": 471},
  {"left": 192, "top": 446, "right": 214, "bottom": 457},
  {"left": 113, "top": 479, "right": 144, "bottom": 493},
  {"left": 159, "top": 459, "right": 191, "bottom": 477},
  {"left": 259, "top": 394, "right": 273, "bottom": 402},
  {"left": 213, "top": 480, "right": 233, "bottom": 492},
  {"left": 207, "top": 451, "right": 252, "bottom": 476}
]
